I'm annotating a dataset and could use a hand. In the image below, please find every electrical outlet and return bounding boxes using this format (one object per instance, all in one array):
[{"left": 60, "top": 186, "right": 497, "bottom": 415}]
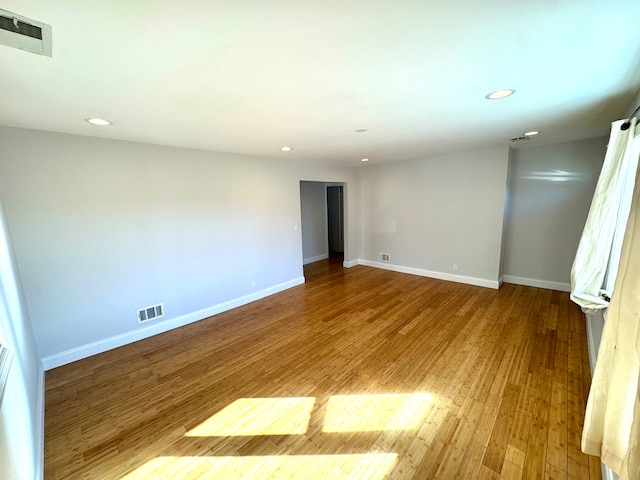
[
  {"left": 453, "top": 264, "right": 458, "bottom": 271},
  {"left": 251, "top": 280, "right": 256, "bottom": 288}
]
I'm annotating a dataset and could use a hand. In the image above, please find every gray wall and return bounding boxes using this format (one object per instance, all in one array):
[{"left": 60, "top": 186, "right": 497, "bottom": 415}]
[
  {"left": 300, "top": 182, "right": 327, "bottom": 264},
  {"left": 502, "top": 137, "right": 607, "bottom": 290},
  {"left": 359, "top": 147, "right": 510, "bottom": 287},
  {"left": 498, "top": 149, "right": 515, "bottom": 281},
  {"left": 0, "top": 127, "right": 359, "bottom": 367},
  {"left": 0, "top": 193, "right": 43, "bottom": 480},
  {"left": 0, "top": 125, "right": 607, "bottom": 370}
]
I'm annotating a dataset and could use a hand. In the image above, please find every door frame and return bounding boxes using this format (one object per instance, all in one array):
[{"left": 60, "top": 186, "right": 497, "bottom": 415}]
[{"left": 298, "top": 180, "right": 349, "bottom": 267}]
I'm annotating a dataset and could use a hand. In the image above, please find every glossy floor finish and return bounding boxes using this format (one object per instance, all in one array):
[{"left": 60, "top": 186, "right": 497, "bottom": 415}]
[{"left": 45, "top": 258, "right": 601, "bottom": 479}]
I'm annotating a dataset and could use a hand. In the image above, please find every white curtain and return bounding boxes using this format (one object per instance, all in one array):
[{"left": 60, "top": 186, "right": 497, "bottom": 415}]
[
  {"left": 570, "top": 119, "right": 639, "bottom": 312},
  {"left": 580, "top": 121, "right": 640, "bottom": 479}
]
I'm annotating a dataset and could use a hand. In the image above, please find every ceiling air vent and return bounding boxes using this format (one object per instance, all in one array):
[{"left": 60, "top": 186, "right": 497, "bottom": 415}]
[
  {"left": 0, "top": 9, "right": 52, "bottom": 57},
  {"left": 510, "top": 136, "right": 530, "bottom": 143}
]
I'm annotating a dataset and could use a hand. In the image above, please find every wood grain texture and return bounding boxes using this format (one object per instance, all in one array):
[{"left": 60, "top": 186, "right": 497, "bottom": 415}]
[{"left": 44, "top": 257, "right": 601, "bottom": 479}]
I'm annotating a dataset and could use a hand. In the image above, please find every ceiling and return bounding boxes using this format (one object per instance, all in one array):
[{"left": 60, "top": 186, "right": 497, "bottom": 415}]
[{"left": 2, "top": 1, "right": 640, "bottom": 165}]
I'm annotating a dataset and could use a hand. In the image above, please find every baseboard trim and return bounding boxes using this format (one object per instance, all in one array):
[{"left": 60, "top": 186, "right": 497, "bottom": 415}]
[
  {"left": 42, "top": 277, "right": 305, "bottom": 370},
  {"left": 343, "top": 259, "right": 359, "bottom": 268},
  {"left": 502, "top": 275, "right": 571, "bottom": 292},
  {"left": 35, "top": 365, "right": 44, "bottom": 480},
  {"left": 358, "top": 259, "right": 499, "bottom": 289},
  {"left": 303, "top": 253, "right": 329, "bottom": 265}
]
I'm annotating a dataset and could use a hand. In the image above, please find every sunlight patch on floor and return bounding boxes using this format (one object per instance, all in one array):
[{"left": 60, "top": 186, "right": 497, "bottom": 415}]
[
  {"left": 126, "top": 393, "right": 431, "bottom": 478},
  {"left": 120, "top": 453, "right": 398, "bottom": 480},
  {"left": 185, "top": 397, "right": 316, "bottom": 437},
  {"left": 322, "top": 393, "right": 434, "bottom": 433}
]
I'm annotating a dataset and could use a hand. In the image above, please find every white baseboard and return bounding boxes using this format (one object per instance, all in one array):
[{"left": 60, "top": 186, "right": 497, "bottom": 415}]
[
  {"left": 358, "top": 259, "right": 499, "bottom": 289},
  {"left": 502, "top": 275, "right": 571, "bottom": 292},
  {"left": 343, "top": 259, "right": 359, "bottom": 268},
  {"left": 42, "top": 277, "right": 305, "bottom": 370},
  {"left": 303, "top": 253, "right": 329, "bottom": 265},
  {"left": 35, "top": 366, "right": 44, "bottom": 480}
]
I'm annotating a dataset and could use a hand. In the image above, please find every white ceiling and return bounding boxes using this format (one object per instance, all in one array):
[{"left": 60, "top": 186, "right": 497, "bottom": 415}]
[{"left": 2, "top": 1, "right": 640, "bottom": 165}]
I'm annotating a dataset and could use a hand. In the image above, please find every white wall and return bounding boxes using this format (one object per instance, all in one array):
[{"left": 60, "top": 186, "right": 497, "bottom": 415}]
[
  {"left": 502, "top": 137, "right": 607, "bottom": 290},
  {"left": 0, "top": 193, "right": 43, "bottom": 480},
  {"left": 0, "top": 127, "right": 358, "bottom": 367},
  {"left": 300, "top": 182, "right": 327, "bottom": 264},
  {"left": 358, "top": 147, "right": 510, "bottom": 287}
]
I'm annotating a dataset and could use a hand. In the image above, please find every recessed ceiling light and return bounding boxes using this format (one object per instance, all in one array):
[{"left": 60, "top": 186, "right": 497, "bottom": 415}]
[
  {"left": 524, "top": 130, "right": 540, "bottom": 136},
  {"left": 85, "top": 117, "right": 113, "bottom": 126},
  {"left": 280, "top": 146, "right": 293, "bottom": 152},
  {"left": 485, "top": 89, "right": 515, "bottom": 100},
  {"left": 355, "top": 128, "right": 368, "bottom": 133},
  {"left": 361, "top": 158, "right": 369, "bottom": 162}
]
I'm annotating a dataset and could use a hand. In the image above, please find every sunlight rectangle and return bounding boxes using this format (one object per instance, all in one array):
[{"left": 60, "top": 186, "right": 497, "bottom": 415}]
[
  {"left": 322, "top": 393, "right": 434, "bottom": 433},
  {"left": 120, "top": 453, "right": 398, "bottom": 480},
  {"left": 185, "top": 397, "right": 315, "bottom": 437}
]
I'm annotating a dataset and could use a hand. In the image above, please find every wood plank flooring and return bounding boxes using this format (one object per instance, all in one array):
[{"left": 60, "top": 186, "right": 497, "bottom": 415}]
[{"left": 44, "top": 258, "right": 601, "bottom": 479}]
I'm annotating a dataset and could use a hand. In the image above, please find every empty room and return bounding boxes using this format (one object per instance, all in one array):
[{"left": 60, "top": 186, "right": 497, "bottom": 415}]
[{"left": 1, "top": 1, "right": 640, "bottom": 479}]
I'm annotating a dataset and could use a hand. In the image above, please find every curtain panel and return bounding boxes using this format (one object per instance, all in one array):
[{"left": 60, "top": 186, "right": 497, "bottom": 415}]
[
  {"left": 580, "top": 121, "right": 640, "bottom": 479},
  {"left": 570, "top": 119, "right": 639, "bottom": 312}
]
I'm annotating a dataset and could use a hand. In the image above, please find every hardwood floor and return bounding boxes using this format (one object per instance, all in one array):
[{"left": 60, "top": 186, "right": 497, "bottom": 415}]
[{"left": 45, "top": 259, "right": 601, "bottom": 479}]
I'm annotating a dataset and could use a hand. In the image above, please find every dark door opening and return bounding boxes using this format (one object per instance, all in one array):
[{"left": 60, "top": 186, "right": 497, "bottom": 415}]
[{"left": 327, "top": 185, "right": 344, "bottom": 259}]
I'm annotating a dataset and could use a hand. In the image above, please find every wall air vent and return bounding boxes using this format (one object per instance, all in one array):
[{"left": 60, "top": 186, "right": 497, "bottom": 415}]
[
  {"left": 510, "top": 136, "right": 530, "bottom": 143},
  {"left": 0, "top": 9, "right": 52, "bottom": 57},
  {"left": 137, "top": 304, "right": 164, "bottom": 324}
]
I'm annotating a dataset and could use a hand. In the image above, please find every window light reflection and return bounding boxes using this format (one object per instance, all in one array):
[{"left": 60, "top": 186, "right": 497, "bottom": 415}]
[
  {"left": 121, "top": 453, "right": 398, "bottom": 480},
  {"left": 322, "top": 393, "right": 434, "bottom": 433},
  {"left": 185, "top": 397, "right": 315, "bottom": 437},
  {"left": 520, "top": 169, "right": 587, "bottom": 182}
]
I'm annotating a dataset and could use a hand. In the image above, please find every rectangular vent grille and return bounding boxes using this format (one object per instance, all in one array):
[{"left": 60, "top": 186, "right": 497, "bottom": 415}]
[
  {"left": 137, "top": 304, "right": 164, "bottom": 323},
  {"left": 379, "top": 252, "right": 391, "bottom": 262},
  {"left": 0, "top": 9, "right": 52, "bottom": 56},
  {"left": 510, "top": 136, "right": 530, "bottom": 143},
  {"left": 0, "top": 15, "right": 42, "bottom": 39}
]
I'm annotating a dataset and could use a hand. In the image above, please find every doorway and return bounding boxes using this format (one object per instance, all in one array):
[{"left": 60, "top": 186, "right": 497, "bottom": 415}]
[
  {"left": 327, "top": 185, "right": 344, "bottom": 255},
  {"left": 299, "top": 181, "right": 346, "bottom": 265}
]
